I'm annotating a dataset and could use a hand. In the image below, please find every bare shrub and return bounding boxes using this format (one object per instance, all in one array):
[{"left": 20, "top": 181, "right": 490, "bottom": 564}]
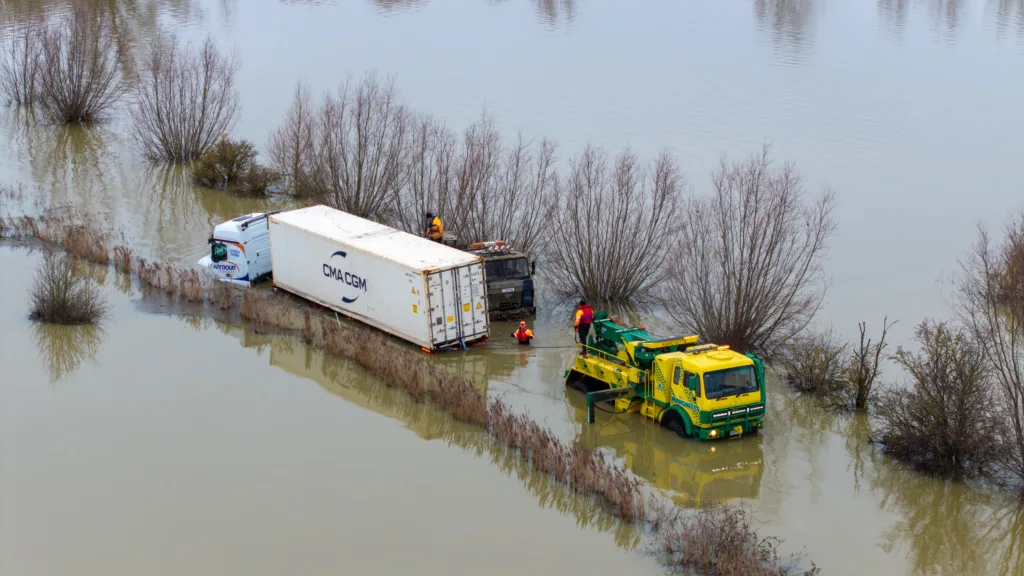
[
  {"left": 37, "top": 6, "right": 126, "bottom": 123},
  {"left": 777, "top": 327, "right": 848, "bottom": 394},
  {"left": 844, "top": 317, "right": 896, "bottom": 410},
  {"left": 661, "top": 504, "right": 789, "bottom": 576},
  {"left": 129, "top": 35, "right": 240, "bottom": 162},
  {"left": 28, "top": 251, "right": 108, "bottom": 324},
  {"left": 875, "top": 321, "right": 998, "bottom": 477},
  {"left": 665, "top": 144, "right": 835, "bottom": 357},
  {"left": 955, "top": 213, "right": 1024, "bottom": 486},
  {"left": 0, "top": 23, "right": 42, "bottom": 105},
  {"left": 192, "top": 137, "right": 280, "bottom": 195},
  {"left": 547, "top": 145, "right": 682, "bottom": 303}
]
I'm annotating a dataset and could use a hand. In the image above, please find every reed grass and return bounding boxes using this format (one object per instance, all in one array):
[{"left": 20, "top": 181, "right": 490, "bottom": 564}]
[{"left": 0, "top": 211, "right": 808, "bottom": 575}]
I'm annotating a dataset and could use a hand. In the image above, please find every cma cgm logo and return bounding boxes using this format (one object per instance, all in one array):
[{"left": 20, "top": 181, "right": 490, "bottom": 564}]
[{"left": 323, "top": 250, "right": 368, "bottom": 304}]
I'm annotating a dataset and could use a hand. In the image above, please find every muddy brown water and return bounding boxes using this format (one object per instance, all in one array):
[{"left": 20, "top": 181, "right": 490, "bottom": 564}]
[{"left": 2, "top": 1, "right": 1024, "bottom": 575}]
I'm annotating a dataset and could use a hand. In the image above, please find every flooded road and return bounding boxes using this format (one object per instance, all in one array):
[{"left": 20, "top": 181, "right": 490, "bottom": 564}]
[
  {"left": 2, "top": 1, "right": 1024, "bottom": 575},
  {"left": 0, "top": 249, "right": 657, "bottom": 575}
]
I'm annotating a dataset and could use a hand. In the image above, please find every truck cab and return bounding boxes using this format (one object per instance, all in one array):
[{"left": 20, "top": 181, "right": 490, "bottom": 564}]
[
  {"left": 198, "top": 212, "right": 276, "bottom": 286},
  {"left": 463, "top": 241, "right": 536, "bottom": 320},
  {"left": 652, "top": 347, "right": 766, "bottom": 440}
]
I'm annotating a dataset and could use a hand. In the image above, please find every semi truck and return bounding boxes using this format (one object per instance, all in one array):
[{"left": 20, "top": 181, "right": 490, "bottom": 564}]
[{"left": 198, "top": 206, "right": 490, "bottom": 352}]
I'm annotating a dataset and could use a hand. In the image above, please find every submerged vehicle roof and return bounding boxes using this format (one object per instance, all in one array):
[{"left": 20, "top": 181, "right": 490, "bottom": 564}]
[
  {"left": 212, "top": 212, "right": 270, "bottom": 240},
  {"left": 271, "top": 205, "right": 483, "bottom": 271}
]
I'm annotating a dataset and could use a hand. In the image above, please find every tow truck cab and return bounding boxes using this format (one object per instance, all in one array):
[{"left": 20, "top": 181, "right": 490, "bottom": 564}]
[
  {"left": 197, "top": 212, "right": 276, "bottom": 286},
  {"left": 653, "top": 347, "right": 766, "bottom": 440}
]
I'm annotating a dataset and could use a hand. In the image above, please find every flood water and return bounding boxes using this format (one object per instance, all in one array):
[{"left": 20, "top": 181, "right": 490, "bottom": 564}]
[{"left": 1, "top": 1, "right": 1023, "bottom": 575}]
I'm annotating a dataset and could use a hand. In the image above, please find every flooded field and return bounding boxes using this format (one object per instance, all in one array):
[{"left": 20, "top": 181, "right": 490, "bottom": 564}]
[{"left": 2, "top": 1, "right": 1023, "bottom": 575}]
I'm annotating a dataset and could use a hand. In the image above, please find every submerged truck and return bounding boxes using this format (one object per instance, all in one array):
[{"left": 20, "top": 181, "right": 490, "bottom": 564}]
[
  {"left": 199, "top": 206, "right": 490, "bottom": 352},
  {"left": 566, "top": 311, "right": 766, "bottom": 441},
  {"left": 461, "top": 241, "right": 536, "bottom": 320}
]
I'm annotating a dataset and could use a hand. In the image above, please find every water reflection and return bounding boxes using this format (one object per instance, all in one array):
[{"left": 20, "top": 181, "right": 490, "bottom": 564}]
[
  {"left": 565, "top": 389, "right": 765, "bottom": 508},
  {"left": 0, "top": 0, "right": 203, "bottom": 31},
  {"left": 213, "top": 320, "right": 644, "bottom": 547},
  {"left": 530, "top": 0, "right": 577, "bottom": 26},
  {"left": 31, "top": 322, "right": 106, "bottom": 384},
  {"left": 754, "top": 0, "right": 815, "bottom": 59},
  {"left": 873, "top": 462, "right": 1024, "bottom": 575},
  {"left": 0, "top": 109, "right": 289, "bottom": 262},
  {"left": 992, "top": 0, "right": 1024, "bottom": 38}
]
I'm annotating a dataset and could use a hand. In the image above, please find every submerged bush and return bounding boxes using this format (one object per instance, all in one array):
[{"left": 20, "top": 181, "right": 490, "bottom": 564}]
[
  {"left": 777, "top": 327, "right": 848, "bottom": 394},
  {"left": 955, "top": 212, "right": 1024, "bottom": 486},
  {"left": 191, "top": 137, "right": 279, "bottom": 195},
  {"left": 36, "top": 6, "right": 126, "bottom": 123},
  {"left": 130, "top": 35, "right": 240, "bottom": 162},
  {"left": 875, "top": 321, "right": 998, "bottom": 478},
  {"left": 28, "top": 252, "right": 108, "bottom": 325},
  {"left": 665, "top": 145, "right": 836, "bottom": 358},
  {"left": 780, "top": 318, "right": 895, "bottom": 411}
]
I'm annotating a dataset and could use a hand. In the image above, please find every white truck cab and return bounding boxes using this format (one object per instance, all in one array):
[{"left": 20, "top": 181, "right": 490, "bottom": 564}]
[{"left": 197, "top": 212, "right": 277, "bottom": 286}]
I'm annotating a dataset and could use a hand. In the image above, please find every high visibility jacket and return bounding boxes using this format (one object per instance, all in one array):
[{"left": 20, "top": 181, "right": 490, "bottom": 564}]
[
  {"left": 513, "top": 327, "right": 534, "bottom": 344},
  {"left": 575, "top": 305, "right": 593, "bottom": 327},
  {"left": 426, "top": 217, "right": 444, "bottom": 240}
]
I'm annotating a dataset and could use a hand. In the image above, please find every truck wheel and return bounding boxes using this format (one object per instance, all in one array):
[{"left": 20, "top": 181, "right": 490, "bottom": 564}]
[{"left": 661, "top": 412, "right": 686, "bottom": 437}]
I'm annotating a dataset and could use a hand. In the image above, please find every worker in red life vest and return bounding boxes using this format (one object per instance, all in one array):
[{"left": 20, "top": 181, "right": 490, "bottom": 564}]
[
  {"left": 512, "top": 321, "right": 534, "bottom": 345},
  {"left": 575, "top": 300, "right": 594, "bottom": 355}
]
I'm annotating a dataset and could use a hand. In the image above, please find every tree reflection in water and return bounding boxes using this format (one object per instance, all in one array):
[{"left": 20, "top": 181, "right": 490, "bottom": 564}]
[
  {"left": 871, "top": 446, "right": 1024, "bottom": 575},
  {"left": 31, "top": 321, "right": 106, "bottom": 384}
]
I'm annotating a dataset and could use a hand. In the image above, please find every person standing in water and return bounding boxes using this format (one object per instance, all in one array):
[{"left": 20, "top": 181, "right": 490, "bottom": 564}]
[{"left": 512, "top": 321, "right": 534, "bottom": 345}]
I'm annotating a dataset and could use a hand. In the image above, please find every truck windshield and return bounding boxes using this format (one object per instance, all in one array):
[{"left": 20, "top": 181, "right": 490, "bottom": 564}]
[
  {"left": 485, "top": 258, "right": 529, "bottom": 280},
  {"left": 703, "top": 366, "right": 759, "bottom": 399}
]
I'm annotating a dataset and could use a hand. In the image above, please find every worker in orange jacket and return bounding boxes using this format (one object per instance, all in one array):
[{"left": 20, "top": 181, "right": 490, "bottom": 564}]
[
  {"left": 574, "top": 300, "right": 593, "bottom": 355},
  {"left": 512, "top": 321, "right": 534, "bottom": 345}
]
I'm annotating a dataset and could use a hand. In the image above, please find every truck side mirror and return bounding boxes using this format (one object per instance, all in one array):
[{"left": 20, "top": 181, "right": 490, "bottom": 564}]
[
  {"left": 531, "top": 260, "right": 536, "bottom": 275},
  {"left": 687, "top": 375, "right": 698, "bottom": 391}
]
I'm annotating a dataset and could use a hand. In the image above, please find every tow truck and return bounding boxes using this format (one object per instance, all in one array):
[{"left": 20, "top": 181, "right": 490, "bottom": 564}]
[{"left": 565, "top": 311, "right": 766, "bottom": 440}]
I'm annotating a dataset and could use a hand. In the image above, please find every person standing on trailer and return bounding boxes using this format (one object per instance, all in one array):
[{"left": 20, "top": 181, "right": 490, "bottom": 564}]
[
  {"left": 424, "top": 212, "right": 444, "bottom": 242},
  {"left": 511, "top": 321, "right": 534, "bottom": 345},
  {"left": 575, "top": 300, "right": 594, "bottom": 356}
]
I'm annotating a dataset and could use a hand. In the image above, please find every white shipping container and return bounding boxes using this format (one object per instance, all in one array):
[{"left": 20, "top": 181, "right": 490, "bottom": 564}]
[{"left": 268, "top": 206, "right": 489, "bottom": 351}]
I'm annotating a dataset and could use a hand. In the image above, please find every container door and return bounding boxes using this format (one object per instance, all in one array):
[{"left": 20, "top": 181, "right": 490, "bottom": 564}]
[
  {"left": 427, "top": 269, "right": 460, "bottom": 346},
  {"left": 455, "top": 263, "right": 488, "bottom": 340}
]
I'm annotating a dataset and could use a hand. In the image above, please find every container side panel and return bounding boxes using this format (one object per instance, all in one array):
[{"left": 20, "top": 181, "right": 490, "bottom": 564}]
[{"left": 269, "top": 218, "right": 431, "bottom": 349}]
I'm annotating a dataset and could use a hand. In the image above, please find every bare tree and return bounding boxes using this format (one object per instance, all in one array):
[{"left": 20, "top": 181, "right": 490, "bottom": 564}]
[
  {"left": 547, "top": 145, "right": 681, "bottom": 303},
  {"left": 875, "top": 320, "right": 998, "bottom": 478},
  {"left": 129, "top": 35, "right": 240, "bottom": 162},
  {"left": 392, "top": 112, "right": 457, "bottom": 233},
  {"left": 665, "top": 144, "right": 835, "bottom": 357},
  {"left": 267, "top": 81, "right": 316, "bottom": 194},
  {"left": 309, "top": 72, "right": 411, "bottom": 220},
  {"left": 36, "top": 6, "right": 127, "bottom": 123},
  {"left": 846, "top": 317, "right": 896, "bottom": 410},
  {"left": 955, "top": 213, "right": 1024, "bottom": 486},
  {"left": 469, "top": 133, "right": 559, "bottom": 256},
  {"left": 0, "top": 23, "right": 42, "bottom": 105}
]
